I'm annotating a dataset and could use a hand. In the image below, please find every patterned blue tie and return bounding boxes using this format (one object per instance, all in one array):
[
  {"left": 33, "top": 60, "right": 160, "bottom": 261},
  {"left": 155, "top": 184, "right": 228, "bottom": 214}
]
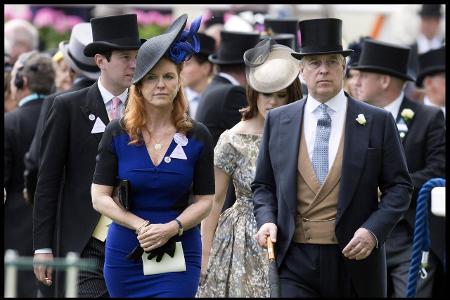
[{"left": 312, "top": 104, "right": 331, "bottom": 185}]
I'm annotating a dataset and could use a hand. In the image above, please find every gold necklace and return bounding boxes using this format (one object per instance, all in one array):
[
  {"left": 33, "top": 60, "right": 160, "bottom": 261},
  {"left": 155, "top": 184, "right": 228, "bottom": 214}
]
[{"left": 143, "top": 127, "right": 173, "bottom": 151}]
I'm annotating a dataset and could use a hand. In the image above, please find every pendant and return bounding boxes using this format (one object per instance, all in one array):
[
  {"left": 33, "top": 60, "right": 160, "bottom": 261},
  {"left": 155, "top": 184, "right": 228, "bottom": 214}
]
[{"left": 154, "top": 143, "right": 162, "bottom": 151}]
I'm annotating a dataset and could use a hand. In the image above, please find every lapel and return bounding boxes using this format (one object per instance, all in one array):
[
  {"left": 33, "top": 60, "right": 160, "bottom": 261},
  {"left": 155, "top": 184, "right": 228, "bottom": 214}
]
[
  {"left": 279, "top": 100, "right": 305, "bottom": 214},
  {"left": 79, "top": 82, "right": 109, "bottom": 142},
  {"left": 396, "top": 96, "right": 416, "bottom": 144},
  {"left": 337, "top": 96, "right": 372, "bottom": 222}
]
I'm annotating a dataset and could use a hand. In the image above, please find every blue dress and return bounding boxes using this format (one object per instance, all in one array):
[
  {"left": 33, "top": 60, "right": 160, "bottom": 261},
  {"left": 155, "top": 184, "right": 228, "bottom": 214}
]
[{"left": 92, "top": 119, "right": 214, "bottom": 297}]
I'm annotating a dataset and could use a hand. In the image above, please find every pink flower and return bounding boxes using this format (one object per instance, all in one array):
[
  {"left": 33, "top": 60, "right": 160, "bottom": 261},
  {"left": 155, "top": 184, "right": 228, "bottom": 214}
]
[
  {"left": 224, "top": 12, "right": 233, "bottom": 23},
  {"left": 54, "top": 15, "right": 69, "bottom": 33},
  {"left": 15, "top": 6, "right": 33, "bottom": 21},
  {"left": 4, "top": 5, "right": 15, "bottom": 21},
  {"left": 134, "top": 9, "right": 147, "bottom": 25},
  {"left": 66, "top": 15, "right": 83, "bottom": 28},
  {"left": 33, "top": 7, "right": 58, "bottom": 28}
]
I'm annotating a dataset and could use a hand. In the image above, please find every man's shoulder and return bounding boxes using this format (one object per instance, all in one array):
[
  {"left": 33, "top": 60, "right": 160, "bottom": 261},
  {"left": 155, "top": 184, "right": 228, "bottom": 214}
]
[{"left": 54, "top": 84, "right": 96, "bottom": 106}]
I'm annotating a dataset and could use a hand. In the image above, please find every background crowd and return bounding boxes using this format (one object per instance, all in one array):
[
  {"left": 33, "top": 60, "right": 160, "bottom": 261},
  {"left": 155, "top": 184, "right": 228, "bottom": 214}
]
[{"left": 3, "top": 4, "right": 446, "bottom": 298}]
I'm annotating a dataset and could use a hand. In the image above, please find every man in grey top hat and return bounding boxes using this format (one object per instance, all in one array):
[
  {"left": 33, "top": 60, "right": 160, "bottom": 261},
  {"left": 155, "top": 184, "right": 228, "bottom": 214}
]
[
  {"left": 354, "top": 39, "right": 445, "bottom": 297},
  {"left": 33, "top": 14, "right": 143, "bottom": 297},
  {"left": 253, "top": 18, "right": 412, "bottom": 297}
]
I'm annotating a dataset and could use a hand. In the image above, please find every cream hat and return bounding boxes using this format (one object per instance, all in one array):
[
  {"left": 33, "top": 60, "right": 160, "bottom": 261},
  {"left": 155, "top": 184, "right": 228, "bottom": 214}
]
[{"left": 245, "top": 38, "right": 300, "bottom": 93}]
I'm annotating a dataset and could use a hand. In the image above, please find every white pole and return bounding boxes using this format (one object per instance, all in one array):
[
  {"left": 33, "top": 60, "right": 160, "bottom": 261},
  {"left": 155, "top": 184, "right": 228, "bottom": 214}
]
[
  {"left": 4, "top": 249, "right": 18, "bottom": 298},
  {"left": 65, "top": 252, "right": 79, "bottom": 298}
]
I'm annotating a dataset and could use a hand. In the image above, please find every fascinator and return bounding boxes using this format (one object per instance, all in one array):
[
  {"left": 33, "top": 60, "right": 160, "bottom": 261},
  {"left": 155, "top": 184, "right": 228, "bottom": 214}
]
[
  {"left": 244, "top": 38, "right": 300, "bottom": 93},
  {"left": 132, "top": 14, "right": 202, "bottom": 84}
]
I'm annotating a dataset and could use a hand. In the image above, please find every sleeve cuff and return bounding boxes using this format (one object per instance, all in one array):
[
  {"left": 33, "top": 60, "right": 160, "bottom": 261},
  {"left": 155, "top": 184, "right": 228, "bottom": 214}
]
[{"left": 34, "top": 248, "right": 53, "bottom": 254}]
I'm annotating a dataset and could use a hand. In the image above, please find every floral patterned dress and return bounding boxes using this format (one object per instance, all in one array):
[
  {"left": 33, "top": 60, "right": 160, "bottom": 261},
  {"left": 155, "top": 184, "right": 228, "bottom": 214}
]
[{"left": 196, "top": 130, "right": 269, "bottom": 298}]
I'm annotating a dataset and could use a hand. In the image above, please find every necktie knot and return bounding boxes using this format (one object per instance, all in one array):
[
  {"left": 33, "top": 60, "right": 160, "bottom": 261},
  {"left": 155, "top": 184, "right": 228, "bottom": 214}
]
[{"left": 312, "top": 103, "right": 331, "bottom": 185}]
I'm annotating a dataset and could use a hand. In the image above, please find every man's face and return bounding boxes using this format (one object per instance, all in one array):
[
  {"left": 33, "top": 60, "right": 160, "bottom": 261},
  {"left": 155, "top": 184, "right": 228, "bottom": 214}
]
[
  {"left": 98, "top": 49, "right": 137, "bottom": 91},
  {"left": 300, "top": 54, "right": 345, "bottom": 102},
  {"left": 181, "top": 56, "right": 211, "bottom": 88},
  {"left": 355, "top": 71, "right": 384, "bottom": 105},
  {"left": 420, "top": 17, "right": 441, "bottom": 40},
  {"left": 424, "top": 72, "right": 445, "bottom": 107},
  {"left": 345, "top": 69, "right": 360, "bottom": 99}
]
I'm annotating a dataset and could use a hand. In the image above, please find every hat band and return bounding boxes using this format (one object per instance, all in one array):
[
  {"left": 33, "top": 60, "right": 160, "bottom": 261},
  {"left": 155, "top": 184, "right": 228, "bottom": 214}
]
[
  {"left": 300, "top": 45, "right": 344, "bottom": 53},
  {"left": 68, "top": 51, "right": 100, "bottom": 72}
]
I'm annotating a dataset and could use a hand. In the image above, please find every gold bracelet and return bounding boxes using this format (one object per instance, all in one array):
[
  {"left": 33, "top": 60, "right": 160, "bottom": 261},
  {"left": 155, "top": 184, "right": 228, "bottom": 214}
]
[{"left": 135, "top": 220, "right": 150, "bottom": 235}]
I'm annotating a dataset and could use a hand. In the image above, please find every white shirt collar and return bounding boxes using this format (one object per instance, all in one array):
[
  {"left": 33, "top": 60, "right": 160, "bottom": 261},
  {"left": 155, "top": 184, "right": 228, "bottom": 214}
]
[
  {"left": 185, "top": 87, "right": 201, "bottom": 102},
  {"left": 424, "top": 96, "right": 446, "bottom": 116},
  {"left": 305, "top": 89, "right": 347, "bottom": 114},
  {"left": 417, "top": 33, "right": 444, "bottom": 54},
  {"left": 97, "top": 77, "right": 128, "bottom": 104},
  {"left": 383, "top": 91, "right": 404, "bottom": 120},
  {"left": 218, "top": 72, "right": 240, "bottom": 86}
]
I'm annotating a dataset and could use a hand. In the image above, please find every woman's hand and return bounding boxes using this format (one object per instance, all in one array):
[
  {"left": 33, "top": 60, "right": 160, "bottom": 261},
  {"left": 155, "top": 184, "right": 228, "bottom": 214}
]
[{"left": 137, "top": 222, "right": 178, "bottom": 252}]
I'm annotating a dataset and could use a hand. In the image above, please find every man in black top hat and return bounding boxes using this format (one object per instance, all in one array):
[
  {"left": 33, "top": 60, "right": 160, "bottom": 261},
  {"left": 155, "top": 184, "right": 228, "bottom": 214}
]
[
  {"left": 181, "top": 32, "right": 215, "bottom": 119},
  {"left": 353, "top": 39, "right": 445, "bottom": 298},
  {"left": 253, "top": 18, "right": 412, "bottom": 297},
  {"left": 406, "top": 4, "right": 444, "bottom": 102},
  {"left": 417, "top": 46, "right": 445, "bottom": 116},
  {"left": 33, "top": 13, "right": 143, "bottom": 297},
  {"left": 196, "top": 30, "right": 260, "bottom": 213}
]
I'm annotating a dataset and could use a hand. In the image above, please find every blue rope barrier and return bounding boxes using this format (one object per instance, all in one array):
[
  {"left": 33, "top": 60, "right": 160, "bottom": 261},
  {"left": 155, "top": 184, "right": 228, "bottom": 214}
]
[{"left": 405, "top": 178, "right": 445, "bottom": 298}]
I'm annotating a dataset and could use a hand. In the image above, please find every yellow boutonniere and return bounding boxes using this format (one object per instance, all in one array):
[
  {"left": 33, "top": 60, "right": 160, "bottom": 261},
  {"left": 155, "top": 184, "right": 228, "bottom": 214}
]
[
  {"left": 400, "top": 108, "right": 414, "bottom": 121},
  {"left": 356, "top": 113, "right": 366, "bottom": 125}
]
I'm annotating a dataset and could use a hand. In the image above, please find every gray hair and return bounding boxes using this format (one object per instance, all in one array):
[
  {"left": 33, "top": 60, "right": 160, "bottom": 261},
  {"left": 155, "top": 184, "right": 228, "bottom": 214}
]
[{"left": 4, "top": 19, "right": 39, "bottom": 52}]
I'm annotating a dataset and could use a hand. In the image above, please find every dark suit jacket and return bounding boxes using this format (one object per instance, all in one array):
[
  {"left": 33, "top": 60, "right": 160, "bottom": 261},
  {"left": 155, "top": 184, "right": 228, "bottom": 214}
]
[
  {"left": 195, "top": 74, "right": 247, "bottom": 147},
  {"left": 4, "top": 96, "right": 45, "bottom": 297},
  {"left": 33, "top": 82, "right": 110, "bottom": 256},
  {"left": 252, "top": 95, "right": 413, "bottom": 297},
  {"left": 24, "top": 78, "right": 95, "bottom": 204},
  {"left": 397, "top": 97, "right": 446, "bottom": 264}
]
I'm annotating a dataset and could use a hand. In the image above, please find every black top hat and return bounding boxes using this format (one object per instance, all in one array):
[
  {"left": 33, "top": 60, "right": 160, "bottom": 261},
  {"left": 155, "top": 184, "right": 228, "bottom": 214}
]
[
  {"left": 208, "top": 31, "right": 261, "bottom": 65},
  {"left": 291, "top": 18, "right": 353, "bottom": 60},
  {"left": 264, "top": 17, "right": 299, "bottom": 49},
  {"left": 352, "top": 39, "right": 414, "bottom": 82},
  {"left": 84, "top": 14, "right": 145, "bottom": 57},
  {"left": 197, "top": 32, "right": 215, "bottom": 58},
  {"left": 132, "top": 14, "right": 189, "bottom": 84},
  {"left": 416, "top": 46, "right": 445, "bottom": 87},
  {"left": 259, "top": 33, "right": 295, "bottom": 50},
  {"left": 418, "top": 4, "right": 442, "bottom": 18}
]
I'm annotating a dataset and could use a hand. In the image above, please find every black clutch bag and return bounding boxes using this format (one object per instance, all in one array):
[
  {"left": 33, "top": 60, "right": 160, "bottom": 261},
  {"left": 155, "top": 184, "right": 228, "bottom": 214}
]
[{"left": 112, "top": 179, "right": 130, "bottom": 210}]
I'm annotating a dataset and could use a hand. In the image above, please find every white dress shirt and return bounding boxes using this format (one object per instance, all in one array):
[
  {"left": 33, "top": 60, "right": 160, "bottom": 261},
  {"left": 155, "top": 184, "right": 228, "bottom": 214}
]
[
  {"left": 382, "top": 92, "right": 404, "bottom": 120},
  {"left": 98, "top": 77, "right": 128, "bottom": 118},
  {"left": 185, "top": 86, "right": 201, "bottom": 119},
  {"left": 304, "top": 89, "right": 348, "bottom": 170},
  {"left": 416, "top": 33, "right": 444, "bottom": 54}
]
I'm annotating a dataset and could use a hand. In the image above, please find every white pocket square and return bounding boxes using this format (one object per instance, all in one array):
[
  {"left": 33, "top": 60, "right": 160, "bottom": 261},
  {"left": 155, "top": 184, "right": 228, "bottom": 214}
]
[{"left": 91, "top": 117, "right": 106, "bottom": 134}]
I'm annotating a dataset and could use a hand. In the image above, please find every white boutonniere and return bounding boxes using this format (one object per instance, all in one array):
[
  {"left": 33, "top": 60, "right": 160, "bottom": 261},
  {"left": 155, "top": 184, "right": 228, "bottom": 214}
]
[
  {"left": 400, "top": 108, "right": 415, "bottom": 121},
  {"left": 356, "top": 114, "right": 366, "bottom": 125}
]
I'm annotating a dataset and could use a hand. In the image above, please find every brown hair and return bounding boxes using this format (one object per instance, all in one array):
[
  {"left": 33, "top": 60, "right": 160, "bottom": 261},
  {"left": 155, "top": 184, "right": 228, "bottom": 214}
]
[
  {"left": 123, "top": 63, "right": 193, "bottom": 145},
  {"left": 240, "top": 77, "right": 302, "bottom": 120}
]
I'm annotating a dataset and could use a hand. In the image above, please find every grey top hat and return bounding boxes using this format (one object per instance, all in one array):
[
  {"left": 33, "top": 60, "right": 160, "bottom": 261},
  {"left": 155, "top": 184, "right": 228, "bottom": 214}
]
[
  {"left": 59, "top": 23, "right": 100, "bottom": 80},
  {"left": 292, "top": 18, "right": 353, "bottom": 60},
  {"left": 352, "top": 39, "right": 414, "bottom": 82},
  {"left": 132, "top": 14, "right": 188, "bottom": 85},
  {"left": 416, "top": 46, "right": 445, "bottom": 87},
  {"left": 84, "top": 14, "right": 145, "bottom": 57}
]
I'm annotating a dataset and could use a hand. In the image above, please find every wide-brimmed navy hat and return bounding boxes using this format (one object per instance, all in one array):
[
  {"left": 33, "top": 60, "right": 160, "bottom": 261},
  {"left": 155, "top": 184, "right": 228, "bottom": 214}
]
[
  {"left": 352, "top": 39, "right": 414, "bottom": 82},
  {"left": 84, "top": 14, "right": 145, "bottom": 57},
  {"left": 208, "top": 31, "right": 261, "bottom": 65},
  {"left": 292, "top": 18, "right": 353, "bottom": 60},
  {"left": 133, "top": 14, "right": 204, "bottom": 85},
  {"left": 416, "top": 46, "right": 445, "bottom": 87}
]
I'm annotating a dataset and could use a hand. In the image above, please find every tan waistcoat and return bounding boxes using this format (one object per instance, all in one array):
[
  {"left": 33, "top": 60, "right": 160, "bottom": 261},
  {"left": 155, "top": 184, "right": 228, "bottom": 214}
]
[{"left": 293, "top": 127, "right": 345, "bottom": 244}]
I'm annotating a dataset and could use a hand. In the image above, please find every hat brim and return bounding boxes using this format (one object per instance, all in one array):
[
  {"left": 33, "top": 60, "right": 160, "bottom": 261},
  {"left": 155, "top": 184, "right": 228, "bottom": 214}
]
[
  {"left": 59, "top": 41, "right": 100, "bottom": 80},
  {"left": 132, "top": 15, "right": 187, "bottom": 85},
  {"left": 291, "top": 49, "right": 354, "bottom": 60},
  {"left": 416, "top": 66, "right": 445, "bottom": 87},
  {"left": 208, "top": 53, "right": 244, "bottom": 65},
  {"left": 247, "top": 46, "right": 301, "bottom": 93},
  {"left": 83, "top": 39, "right": 146, "bottom": 57},
  {"left": 351, "top": 64, "right": 415, "bottom": 82}
]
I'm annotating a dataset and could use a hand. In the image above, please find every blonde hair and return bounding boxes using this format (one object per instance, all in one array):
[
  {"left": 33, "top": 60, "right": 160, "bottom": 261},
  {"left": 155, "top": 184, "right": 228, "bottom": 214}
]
[{"left": 123, "top": 64, "right": 193, "bottom": 145}]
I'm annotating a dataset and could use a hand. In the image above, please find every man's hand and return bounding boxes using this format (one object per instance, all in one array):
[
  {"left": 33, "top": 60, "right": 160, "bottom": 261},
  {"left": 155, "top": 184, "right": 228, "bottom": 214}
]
[
  {"left": 255, "top": 222, "right": 278, "bottom": 248},
  {"left": 342, "top": 227, "right": 376, "bottom": 260},
  {"left": 33, "top": 253, "right": 54, "bottom": 286}
]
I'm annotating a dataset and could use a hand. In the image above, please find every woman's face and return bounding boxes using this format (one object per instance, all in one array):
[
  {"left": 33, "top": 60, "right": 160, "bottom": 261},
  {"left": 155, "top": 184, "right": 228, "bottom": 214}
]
[
  {"left": 140, "top": 58, "right": 180, "bottom": 108},
  {"left": 256, "top": 88, "right": 289, "bottom": 119}
]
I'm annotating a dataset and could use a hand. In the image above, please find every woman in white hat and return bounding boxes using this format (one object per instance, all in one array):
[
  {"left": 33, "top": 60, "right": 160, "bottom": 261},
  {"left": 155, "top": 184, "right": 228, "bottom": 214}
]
[
  {"left": 198, "top": 38, "right": 302, "bottom": 297},
  {"left": 91, "top": 14, "right": 215, "bottom": 297}
]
